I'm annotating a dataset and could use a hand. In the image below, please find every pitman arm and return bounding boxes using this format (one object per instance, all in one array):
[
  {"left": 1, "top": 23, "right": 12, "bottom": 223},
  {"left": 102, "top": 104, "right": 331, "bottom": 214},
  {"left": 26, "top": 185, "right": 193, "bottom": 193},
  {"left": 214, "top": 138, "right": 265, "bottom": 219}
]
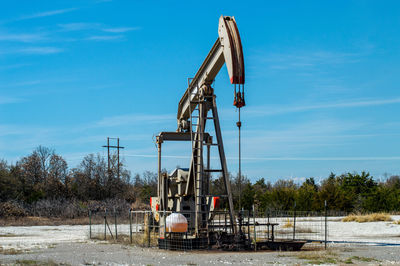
[{"left": 177, "top": 16, "right": 245, "bottom": 131}]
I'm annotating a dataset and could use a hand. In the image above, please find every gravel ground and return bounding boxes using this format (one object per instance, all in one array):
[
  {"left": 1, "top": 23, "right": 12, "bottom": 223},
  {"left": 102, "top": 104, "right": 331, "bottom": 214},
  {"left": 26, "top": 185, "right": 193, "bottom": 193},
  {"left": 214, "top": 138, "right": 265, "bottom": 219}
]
[
  {"left": 1, "top": 219, "right": 400, "bottom": 265},
  {"left": 1, "top": 241, "right": 400, "bottom": 265}
]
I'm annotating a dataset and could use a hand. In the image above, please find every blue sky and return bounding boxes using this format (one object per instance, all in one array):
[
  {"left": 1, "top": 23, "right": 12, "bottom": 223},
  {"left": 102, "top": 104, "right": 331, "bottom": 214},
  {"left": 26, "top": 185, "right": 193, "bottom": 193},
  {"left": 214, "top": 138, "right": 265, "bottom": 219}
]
[{"left": 1, "top": 0, "right": 400, "bottom": 183}]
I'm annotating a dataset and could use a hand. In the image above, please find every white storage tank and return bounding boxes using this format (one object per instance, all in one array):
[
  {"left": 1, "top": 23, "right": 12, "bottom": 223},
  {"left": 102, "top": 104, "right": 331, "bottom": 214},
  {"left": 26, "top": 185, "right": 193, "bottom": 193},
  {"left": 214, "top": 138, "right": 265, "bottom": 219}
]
[{"left": 166, "top": 213, "right": 188, "bottom": 233}]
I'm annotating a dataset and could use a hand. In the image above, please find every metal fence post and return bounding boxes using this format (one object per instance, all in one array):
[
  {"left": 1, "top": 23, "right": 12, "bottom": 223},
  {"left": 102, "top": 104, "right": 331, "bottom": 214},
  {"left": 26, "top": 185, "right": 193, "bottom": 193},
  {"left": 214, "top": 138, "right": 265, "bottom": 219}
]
[
  {"left": 253, "top": 205, "right": 256, "bottom": 251},
  {"left": 136, "top": 211, "right": 138, "bottom": 237},
  {"left": 104, "top": 208, "right": 107, "bottom": 240},
  {"left": 324, "top": 200, "right": 327, "bottom": 250},
  {"left": 89, "top": 210, "right": 92, "bottom": 239},
  {"left": 224, "top": 212, "right": 227, "bottom": 233},
  {"left": 152, "top": 212, "right": 155, "bottom": 245},
  {"left": 147, "top": 212, "right": 151, "bottom": 247},
  {"left": 164, "top": 210, "right": 167, "bottom": 239},
  {"left": 267, "top": 210, "right": 270, "bottom": 240},
  {"left": 129, "top": 209, "right": 132, "bottom": 244},
  {"left": 293, "top": 202, "right": 296, "bottom": 240},
  {"left": 114, "top": 207, "right": 118, "bottom": 240},
  {"left": 247, "top": 210, "right": 250, "bottom": 245}
]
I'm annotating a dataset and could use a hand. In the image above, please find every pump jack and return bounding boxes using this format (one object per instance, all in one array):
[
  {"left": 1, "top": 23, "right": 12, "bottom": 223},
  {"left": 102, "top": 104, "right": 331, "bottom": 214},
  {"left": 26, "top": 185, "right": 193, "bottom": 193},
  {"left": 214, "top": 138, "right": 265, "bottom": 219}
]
[{"left": 150, "top": 15, "right": 245, "bottom": 242}]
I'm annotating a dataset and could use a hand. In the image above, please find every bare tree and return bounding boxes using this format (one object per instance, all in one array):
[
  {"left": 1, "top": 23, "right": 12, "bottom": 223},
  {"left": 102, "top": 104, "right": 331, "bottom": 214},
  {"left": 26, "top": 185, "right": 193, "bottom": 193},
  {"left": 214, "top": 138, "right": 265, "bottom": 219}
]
[
  {"left": 34, "top": 146, "right": 54, "bottom": 182},
  {"left": 49, "top": 154, "right": 68, "bottom": 184}
]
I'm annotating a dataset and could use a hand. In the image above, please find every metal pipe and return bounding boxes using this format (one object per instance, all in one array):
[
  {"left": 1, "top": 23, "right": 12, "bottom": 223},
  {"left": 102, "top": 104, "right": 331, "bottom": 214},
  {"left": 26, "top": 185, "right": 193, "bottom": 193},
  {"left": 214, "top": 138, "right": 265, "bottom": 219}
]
[
  {"left": 237, "top": 108, "right": 242, "bottom": 211},
  {"left": 157, "top": 139, "right": 162, "bottom": 198}
]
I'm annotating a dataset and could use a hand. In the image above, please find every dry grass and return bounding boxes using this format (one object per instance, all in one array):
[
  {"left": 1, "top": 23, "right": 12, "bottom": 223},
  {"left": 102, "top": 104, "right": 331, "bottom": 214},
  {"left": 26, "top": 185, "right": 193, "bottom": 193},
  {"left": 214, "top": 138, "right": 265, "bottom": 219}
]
[
  {"left": 0, "top": 247, "right": 25, "bottom": 255},
  {"left": 393, "top": 220, "right": 400, "bottom": 225},
  {"left": 14, "top": 259, "right": 59, "bottom": 266},
  {"left": 1, "top": 215, "right": 131, "bottom": 226},
  {"left": 282, "top": 218, "right": 294, "bottom": 228},
  {"left": 293, "top": 249, "right": 378, "bottom": 265},
  {"left": 295, "top": 227, "right": 314, "bottom": 233},
  {"left": 342, "top": 213, "right": 393, "bottom": 223},
  {"left": 0, "top": 233, "right": 19, "bottom": 237},
  {"left": 91, "top": 232, "right": 158, "bottom": 247},
  {"left": 0, "top": 216, "right": 104, "bottom": 226},
  {"left": 295, "top": 249, "right": 338, "bottom": 264}
]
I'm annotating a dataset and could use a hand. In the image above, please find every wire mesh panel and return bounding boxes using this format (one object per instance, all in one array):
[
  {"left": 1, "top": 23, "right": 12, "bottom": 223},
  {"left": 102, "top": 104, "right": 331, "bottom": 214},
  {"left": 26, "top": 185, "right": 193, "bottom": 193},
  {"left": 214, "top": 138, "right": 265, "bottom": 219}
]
[
  {"left": 88, "top": 209, "right": 118, "bottom": 241},
  {"left": 129, "top": 210, "right": 159, "bottom": 247},
  {"left": 250, "top": 210, "right": 326, "bottom": 250},
  {"left": 88, "top": 208, "right": 330, "bottom": 251}
]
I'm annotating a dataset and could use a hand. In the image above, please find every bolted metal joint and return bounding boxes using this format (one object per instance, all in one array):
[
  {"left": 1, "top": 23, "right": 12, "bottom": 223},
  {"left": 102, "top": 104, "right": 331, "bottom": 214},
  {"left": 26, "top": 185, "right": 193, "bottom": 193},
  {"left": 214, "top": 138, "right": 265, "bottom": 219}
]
[{"left": 200, "top": 84, "right": 214, "bottom": 97}]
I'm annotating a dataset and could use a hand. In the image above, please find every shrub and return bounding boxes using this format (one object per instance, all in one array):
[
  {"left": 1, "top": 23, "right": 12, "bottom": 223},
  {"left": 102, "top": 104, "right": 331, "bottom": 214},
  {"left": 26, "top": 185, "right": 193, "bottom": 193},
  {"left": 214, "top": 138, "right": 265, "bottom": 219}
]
[
  {"left": 0, "top": 201, "right": 27, "bottom": 217},
  {"left": 342, "top": 213, "right": 392, "bottom": 223}
]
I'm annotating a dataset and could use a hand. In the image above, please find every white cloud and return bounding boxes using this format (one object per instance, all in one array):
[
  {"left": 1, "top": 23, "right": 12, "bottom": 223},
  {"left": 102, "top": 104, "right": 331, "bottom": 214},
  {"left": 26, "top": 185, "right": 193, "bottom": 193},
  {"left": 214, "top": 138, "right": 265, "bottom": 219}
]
[
  {"left": 58, "top": 22, "right": 100, "bottom": 31},
  {"left": 246, "top": 97, "right": 400, "bottom": 117},
  {"left": 85, "top": 35, "right": 123, "bottom": 41},
  {"left": 121, "top": 153, "right": 400, "bottom": 161},
  {"left": 102, "top": 27, "right": 140, "bottom": 33},
  {"left": 0, "top": 96, "right": 25, "bottom": 104},
  {"left": 0, "top": 80, "right": 41, "bottom": 87},
  {"left": 16, "top": 8, "right": 77, "bottom": 21},
  {"left": 228, "top": 156, "right": 400, "bottom": 161},
  {"left": 0, "top": 63, "right": 31, "bottom": 71},
  {"left": 254, "top": 50, "right": 363, "bottom": 70},
  {"left": 0, "top": 33, "right": 45, "bottom": 42},
  {"left": 18, "top": 47, "right": 63, "bottom": 55},
  {"left": 94, "top": 113, "right": 175, "bottom": 127}
]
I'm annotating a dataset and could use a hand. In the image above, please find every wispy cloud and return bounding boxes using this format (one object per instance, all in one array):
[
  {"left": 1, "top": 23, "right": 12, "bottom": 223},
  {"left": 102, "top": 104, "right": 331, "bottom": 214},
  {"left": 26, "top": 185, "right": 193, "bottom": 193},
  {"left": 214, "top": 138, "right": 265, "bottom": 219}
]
[
  {"left": 85, "top": 35, "right": 124, "bottom": 41},
  {"left": 0, "top": 96, "right": 25, "bottom": 104},
  {"left": 247, "top": 97, "right": 400, "bottom": 117},
  {"left": 0, "top": 80, "right": 41, "bottom": 88},
  {"left": 102, "top": 27, "right": 140, "bottom": 33},
  {"left": 18, "top": 47, "right": 64, "bottom": 55},
  {"left": 0, "top": 124, "right": 44, "bottom": 137},
  {"left": 94, "top": 113, "right": 175, "bottom": 127},
  {"left": 123, "top": 153, "right": 400, "bottom": 161},
  {"left": 252, "top": 50, "right": 364, "bottom": 71},
  {"left": 0, "top": 33, "right": 45, "bottom": 42},
  {"left": 16, "top": 8, "right": 77, "bottom": 21},
  {"left": 219, "top": 117, "right": 368, "bottom": 159},
  {"left": 0, "top": 63, "right": 31, "bottom": 71},
  {"left": 0, "top": 47, "right": 63, "bottom": 55},
  {"left": 57, "top": 23, "right": 139, "bottom": 34},
  {"left": 58, "top": 22, "right": 101, "bottom": 31},
  {"left": 228, "top": 156, "right": 400, "bottom": 161}
]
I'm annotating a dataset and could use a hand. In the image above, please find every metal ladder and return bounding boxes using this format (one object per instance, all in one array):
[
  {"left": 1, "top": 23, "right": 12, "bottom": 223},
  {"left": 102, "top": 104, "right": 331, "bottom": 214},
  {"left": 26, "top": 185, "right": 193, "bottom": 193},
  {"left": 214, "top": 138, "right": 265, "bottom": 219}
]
[
  {"left": 187, "top": 89, "right": 236, "bottom": 235},
  {"left": 189, "top": 92, "right": 209, "bottom": 235}
]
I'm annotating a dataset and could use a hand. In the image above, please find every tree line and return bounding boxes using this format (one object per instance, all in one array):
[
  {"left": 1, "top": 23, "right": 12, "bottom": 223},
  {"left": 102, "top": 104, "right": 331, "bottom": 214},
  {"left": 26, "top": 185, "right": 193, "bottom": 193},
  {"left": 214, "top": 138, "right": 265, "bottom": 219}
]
[
  {"left": 214, "top": 172, "right": 400, "bottom": 213},
  {"left": 1, "top": 146, "right": 400, "bottom": 217}
]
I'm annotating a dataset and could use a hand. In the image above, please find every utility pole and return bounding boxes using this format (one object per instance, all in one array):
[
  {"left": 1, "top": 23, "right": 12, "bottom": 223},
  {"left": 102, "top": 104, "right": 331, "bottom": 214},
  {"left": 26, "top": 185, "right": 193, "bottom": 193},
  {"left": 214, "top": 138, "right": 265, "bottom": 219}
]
[{"left": 102, "top": 137, "right": 125, "bottom": 180}]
